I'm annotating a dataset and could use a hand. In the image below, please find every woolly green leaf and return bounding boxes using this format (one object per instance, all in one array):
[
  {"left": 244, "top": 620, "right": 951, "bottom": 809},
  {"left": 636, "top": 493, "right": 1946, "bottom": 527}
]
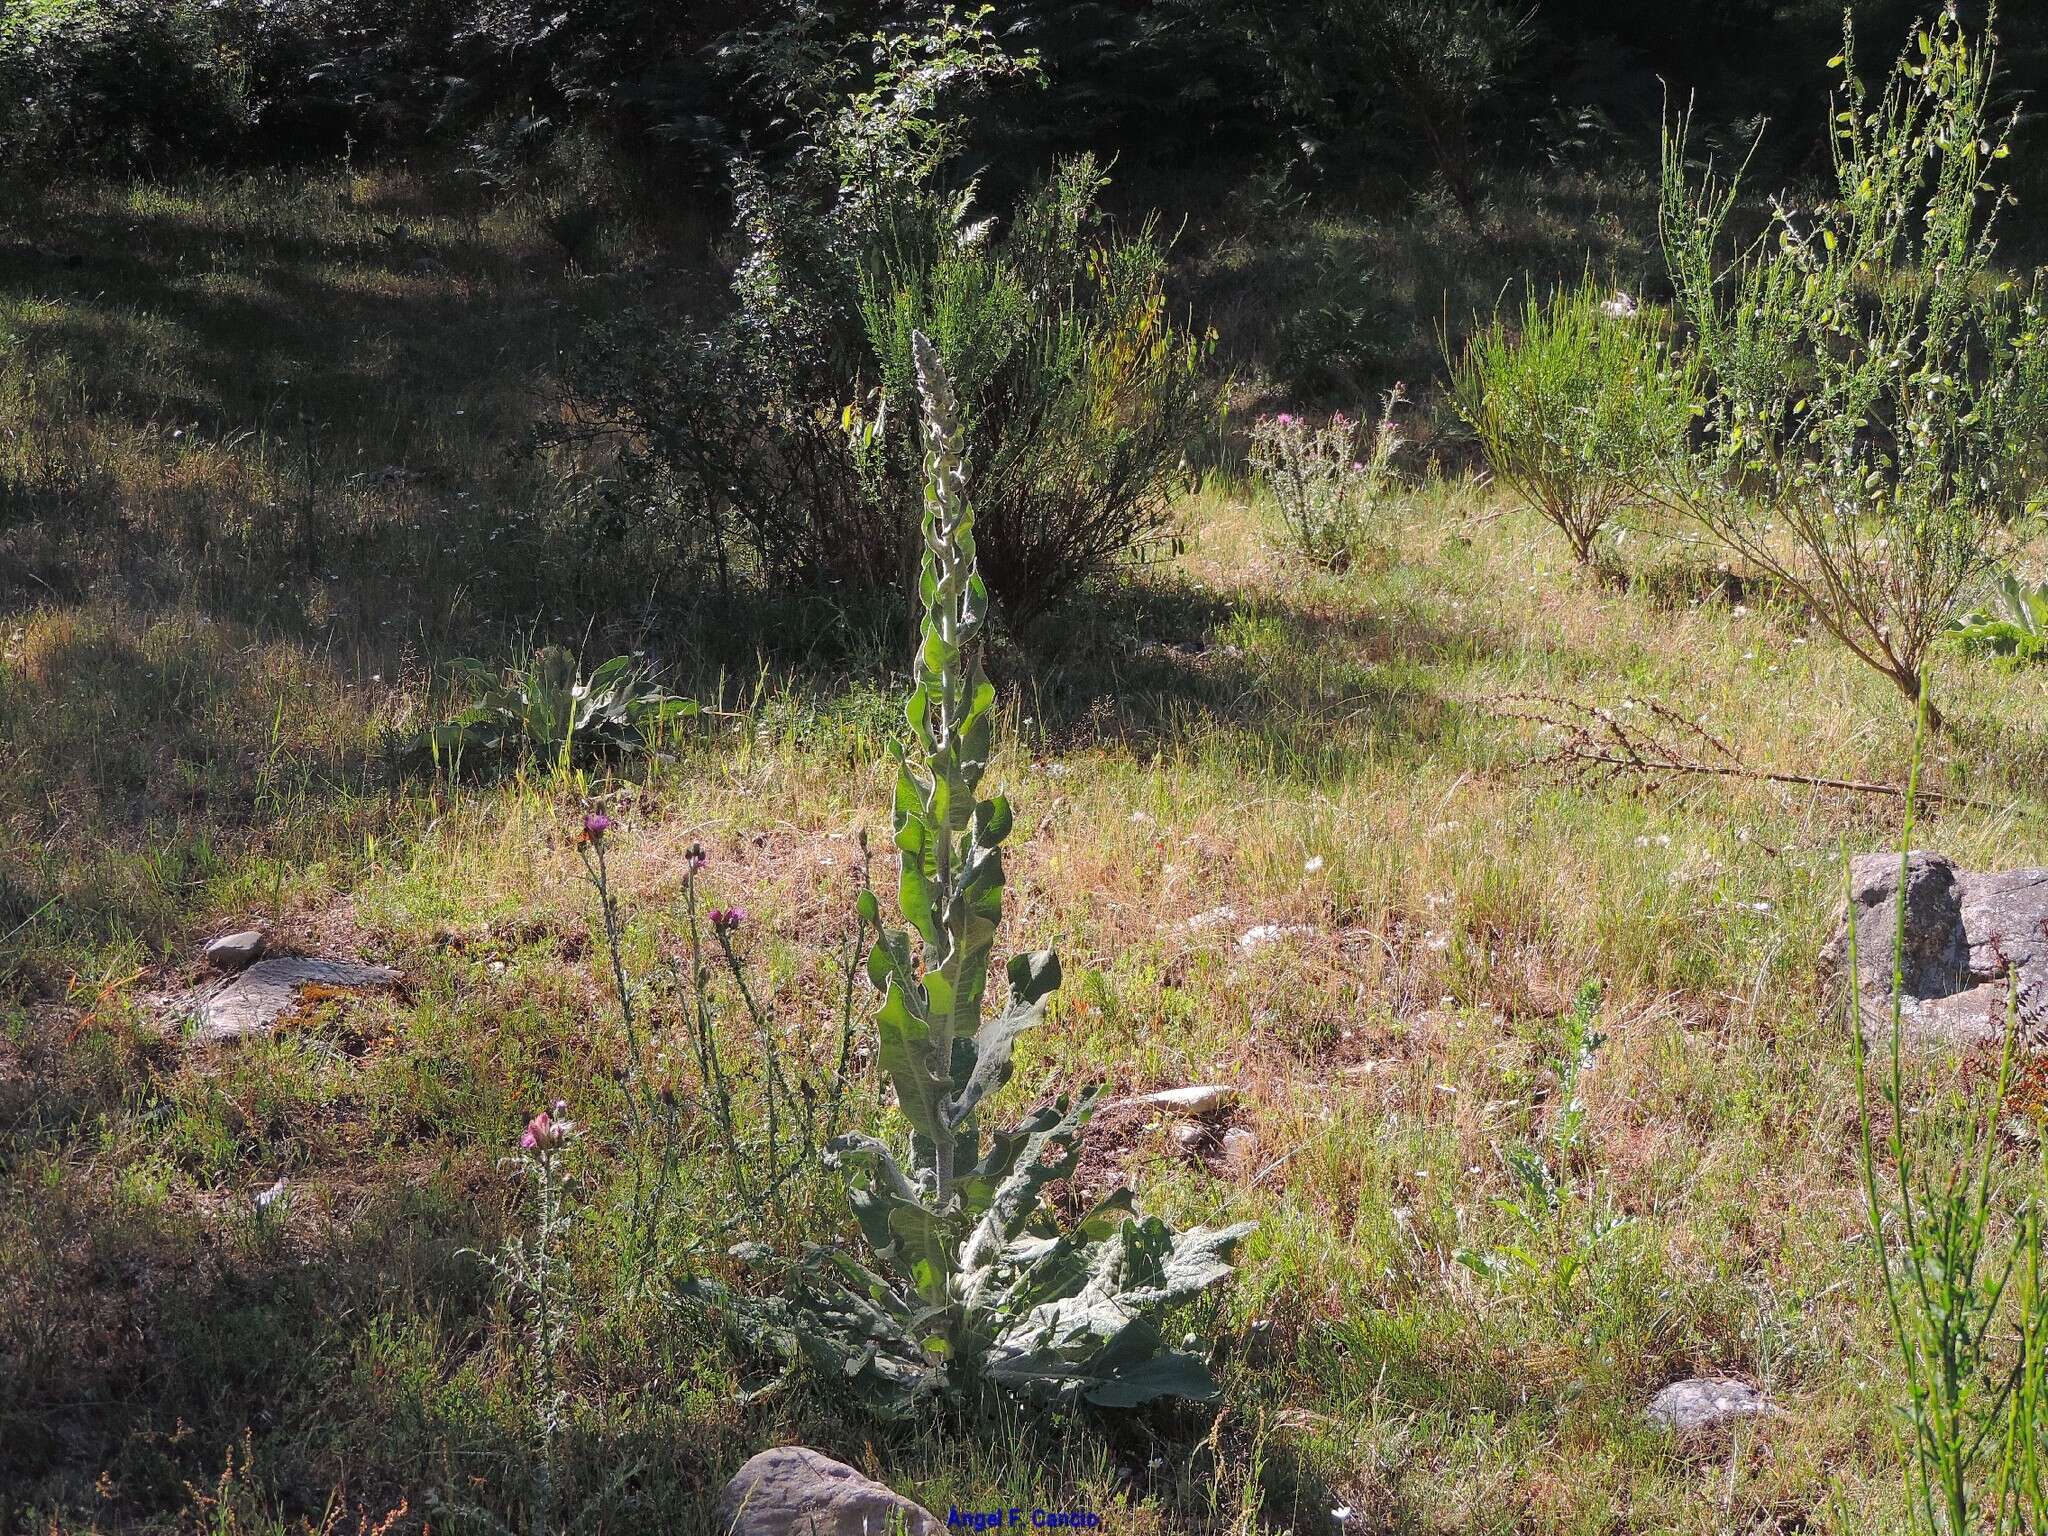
[
  {"left": 874, "top": 975, "right": 947, "bottom": 1150},
  {"left": 1080, "top": 1347, "right": 1222, "bottom": 1407}
]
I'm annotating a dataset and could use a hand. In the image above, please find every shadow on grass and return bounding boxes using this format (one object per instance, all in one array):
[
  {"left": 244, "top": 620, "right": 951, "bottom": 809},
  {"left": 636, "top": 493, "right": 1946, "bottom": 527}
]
[
  {"left": 0, "top": 1133, "right": 1360, "bottom": 1532},
  {"left": 0, "top": 613, "right": 392, "bottom": 987}
]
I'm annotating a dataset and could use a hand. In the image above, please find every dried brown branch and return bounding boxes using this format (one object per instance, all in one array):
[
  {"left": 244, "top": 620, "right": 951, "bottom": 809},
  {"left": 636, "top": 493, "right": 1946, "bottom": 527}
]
[{"left": 1491, "top": 692, "right": 1988, "bottom": 808}]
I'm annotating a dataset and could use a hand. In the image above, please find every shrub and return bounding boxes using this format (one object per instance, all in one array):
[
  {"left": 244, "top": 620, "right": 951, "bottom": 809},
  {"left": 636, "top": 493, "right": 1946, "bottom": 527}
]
[
  {"left": 1248, "top": 390, "right": 1405, "bottom": 570},
  {"left": 858, "top": 156, "right": 1223, "bottom": 623},
  {"left": 688, "top": 334, "right": 1251, "bottom": 1415},
  {"left": 1660, "top": 10, "right": 2048, "bottom": 727},
  {"left": 1951, "top": 572, "right": 2048, "bottom": 666},
  {"left": 414, "top": 647, "right": 695, "bottom": 775},
  {"left": 1450, "top": 274, "right": 1694, "bottom": 567},
  {"left": 551, "top": 9, "right": 1220, "bottom": 629},
  {"left": 0, "top": 0, "right": 257, "bottom": 180}
]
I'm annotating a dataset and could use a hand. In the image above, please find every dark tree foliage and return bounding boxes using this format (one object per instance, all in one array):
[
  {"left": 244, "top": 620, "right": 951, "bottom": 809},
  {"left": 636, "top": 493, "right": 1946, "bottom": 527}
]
[{"left": 7, "top": 0, "right": 2043, "bottom": 223}]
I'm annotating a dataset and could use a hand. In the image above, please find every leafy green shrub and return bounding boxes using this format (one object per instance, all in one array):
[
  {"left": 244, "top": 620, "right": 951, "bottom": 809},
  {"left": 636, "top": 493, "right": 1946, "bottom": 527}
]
[
  {"left": 552, "top": 9, "right": 1219, "bottom": 628},
  {"left": 1951, "top": 573, "right": 2048, "bottom": 666},
  {"left": 857, "top": 156, "right": 1222, "bottom": 623},
  {"left": 1247, "top": 391, "right": 1405, "bottom": 570},
  {"left": 0, "top": 0, "right": 256, "bottom": 180},
  {"left": 1450, "top": 275, "right": 1694, "bottom": 567},
  {"left": 1660, "top": 11, "right": 2048, "bottom": 727},
  {"left": 415, "top": 647, "right": 695, "bottom": 774},
  {"left": 690, "top": 334, "right": 1251, "bottom": 1415}
]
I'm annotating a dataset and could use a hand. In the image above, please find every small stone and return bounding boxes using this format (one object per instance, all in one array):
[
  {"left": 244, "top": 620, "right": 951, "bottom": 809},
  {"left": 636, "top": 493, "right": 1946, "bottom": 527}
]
[
  {"left": 203, "top": 930, "right": 267, "bottom": 972},
  {"left": 1128, "top": 1085, "right": 1238, "bottom": 1116},
  {"left": 1186, "top": 904, "right": 1238, "bottom": 931},
  {"left": 1646, "top": 1377, "right": 1773, "bottom": 1433},
  {"left": 716, "top": 1446, "right": 942, "bottom": 1536},
  {"left": 1222, "top": 1126, "right": 1260, "bottom": 1167},
  {"left": 1238, "top": 922, "right": 1314, "bottom": 952},
  {"left": 1172, "top": 1122, "right": 1206, "bottom": 1152}
]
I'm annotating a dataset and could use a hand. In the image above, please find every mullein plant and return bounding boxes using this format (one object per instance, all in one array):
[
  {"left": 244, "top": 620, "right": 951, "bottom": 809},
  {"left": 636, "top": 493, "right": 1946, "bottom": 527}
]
[{"left": 690, "top": 332, "right": 1251, "bottom": 1415}]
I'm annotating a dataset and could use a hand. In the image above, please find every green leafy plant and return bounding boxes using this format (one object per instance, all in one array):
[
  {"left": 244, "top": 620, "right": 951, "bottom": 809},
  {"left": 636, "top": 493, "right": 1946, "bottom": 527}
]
[
  {"left": 692, "top": 333, "right": 1251, "bottom": 1415},
  {"left": 1660, "top": 8, "right": 2048, "bottom": 727},
  {"left": 859, "top": 154, "right": 1223, "bottom": 626},
  {"left": 1951, "top": 573, "right": 2048, "bottom": 665},
  {"left": 416, "top": 647, "right": 695, "bottom": 774},
  {"left": 1455, "top": 982, "right": 1632, "bottom": 1297},
  {"left": 1248, "top": 389, "right": 1406, "bottom": 570},
  {"left": 1450, "top": 274, "right": 1695, "bottom": 567}
]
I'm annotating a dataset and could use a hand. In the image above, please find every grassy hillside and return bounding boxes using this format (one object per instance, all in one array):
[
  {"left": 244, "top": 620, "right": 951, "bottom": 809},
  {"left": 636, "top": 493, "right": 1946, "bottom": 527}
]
[{"left": 4, "top": 169, "right": 2048, "bottom": 1534}]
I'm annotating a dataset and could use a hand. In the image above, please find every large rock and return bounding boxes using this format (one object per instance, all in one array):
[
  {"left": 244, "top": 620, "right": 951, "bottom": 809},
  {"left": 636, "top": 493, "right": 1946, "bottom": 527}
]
[
  {"left": 717, "top": 1447, "right": 942, "bottom": 1536},
  {"left": 1822, "top": 852, "right": 2048, "bottom": 1048},
  {"left": 1646, "top": 1377, "right": 1774, "bottom": 1433},
  {"left": 192, "top": 957, "right": 401, "bottom": 1042}
]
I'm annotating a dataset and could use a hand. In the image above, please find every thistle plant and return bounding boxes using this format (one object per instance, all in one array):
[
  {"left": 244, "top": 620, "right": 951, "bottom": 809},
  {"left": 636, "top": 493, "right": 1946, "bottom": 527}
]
[
  {"left": 575, "top": 814, "right": 873, "bottom": 1270},
  {"left": 1248, "top": 391, "right": 1406, "bottom": 571},
  {"left": 1660, "top": 8, "right": 2048, "bottom": 726},
  {"left": 471, "top": 1104, "right": 579, "bottom": 1536},
  {"left": 691, "top": 332, "right": 1251, "bottom": 1415}
]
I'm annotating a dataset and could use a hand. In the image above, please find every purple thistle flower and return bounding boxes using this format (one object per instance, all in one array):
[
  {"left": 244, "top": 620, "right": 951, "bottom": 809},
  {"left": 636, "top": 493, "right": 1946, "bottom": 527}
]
[
  {"left": 710, "top": 907, "right": 746, "bottom": 934},
  {"left": 521, "top": 1102, "right": 575, "bottom": 1152},
  {"left": 581, "top": 812, "right": 611, "bottom": 845},
  {"left": 685, "top": 842, "right": 708, "bottom": 874}
]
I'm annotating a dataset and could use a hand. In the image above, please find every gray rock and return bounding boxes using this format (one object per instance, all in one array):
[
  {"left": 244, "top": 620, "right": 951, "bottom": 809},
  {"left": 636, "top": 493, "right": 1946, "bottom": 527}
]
[
  {"left": 203, "top": 929, "right": 268, "bottom": 972},
  {"left": 1646, "top": 1377, "right": 1773, "bottom": 1433},
  {"left": 717, "top": 1447, "right": 942, "bottom": 1536},
  {"left": 1822, "top": 852, "right": 2048, "bottom": 1048},
  {"left": 1127, "top": 1085, "right": 1239, "bottom": 1116},
  {"left": 193, "top": 957, "right": 401, "bottom": 1042}
]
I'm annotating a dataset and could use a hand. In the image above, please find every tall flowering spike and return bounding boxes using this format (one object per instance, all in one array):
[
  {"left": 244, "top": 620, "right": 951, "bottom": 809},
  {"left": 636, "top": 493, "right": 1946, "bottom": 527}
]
[
  {"left": 908, "top": 330, "right": 989, "bottom": 759},
  {"left": 863, "top": 333, "right": 1055, "bottom": 1202}
]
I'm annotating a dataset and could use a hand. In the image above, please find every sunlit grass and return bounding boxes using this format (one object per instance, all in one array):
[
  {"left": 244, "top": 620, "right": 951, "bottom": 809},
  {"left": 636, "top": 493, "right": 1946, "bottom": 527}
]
[{"left": 2, "top": 169, "right": 2046, "bottom": 1533}]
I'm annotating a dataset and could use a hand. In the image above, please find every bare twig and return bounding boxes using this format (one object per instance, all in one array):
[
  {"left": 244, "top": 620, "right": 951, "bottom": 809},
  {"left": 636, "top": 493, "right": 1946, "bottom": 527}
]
[{"left": 1492, "top": 692, "right": 1989, "bottom": 809}]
